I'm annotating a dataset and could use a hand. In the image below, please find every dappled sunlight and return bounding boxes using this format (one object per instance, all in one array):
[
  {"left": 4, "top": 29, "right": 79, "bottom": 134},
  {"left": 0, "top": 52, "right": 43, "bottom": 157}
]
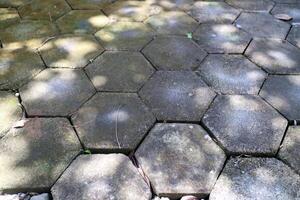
[
  {"left": 187, "top": 1, "right": 240, "bottom": 23},
  {"left": 0, "top": 20, "right": 58, "bottom": 50},
  {"left": 0, "top": 118, "right": 81, "bottom": 191},
  {"left": 39, "top": 34, "right": 103, "bottom": 68},
  {"left": 71, "top": 93, "right": 155, "bottom": 151},
  {"left": 103, "top": 0, "right": 162, "bottom": 22},
  {"left": 56, "top": 10, "right": 109, "bottom": 34},
  {"left": 135, "top": 123, "right": 226, "bottom": 198},
  {"left": 0, "top": 48, "right": 45, "bottom": 90},
  {"left": 19, "top": 68, "right": 95, "bottom": 116},
  {"left": 0, "top": 91, "right": 22, "bottom": 138},
  {"left": 0, "top": 8, "right": 19, "bottom": 28},
  {"left": 194, "top": 24, "right": 251, "bottom": 53}
]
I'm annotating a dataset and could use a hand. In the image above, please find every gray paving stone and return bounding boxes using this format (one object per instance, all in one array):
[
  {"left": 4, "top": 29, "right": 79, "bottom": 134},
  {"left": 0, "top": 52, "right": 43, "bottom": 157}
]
[
  {"left": 0, "top": 91, "right": 22, "bottom": 138},
  {"left": 210, "top": 157, "right": 300, "bottom": 200},
  {"left": 144, "top": 11, "right": 198, "bottom": 35},
  {"left": 273, "top": 0, "right": 298, "bottom": 4},
  {"left": 194, "top": 24, "right": 251, "bottom": 53},
  {"left": 260, "top": 75, "right": 300, "bottom": 120},
  {"left": 0, "top": 20, "right": 58, "bottom": 50},
  {"left": 142, "top": 36, "right": 207, "bottom": 71},
  {"left": 139, "top": 71, "right": 216, "bottom": 121},
  {"left": 85, "top": 51, "right": 154, "bottom": 92},
  {"left": 95, "top": 22, "right": 154, "bottom": 51},
  {"left": 271, "top": 3, "right": 300, "bottom": 25},
  {"left": 287, "top": 25, "right": 300, "bottom": 48},
  {"left": 198, "top": 55, "right": 266, "bottom": 94},
  {"left": 202, "top": 95, "right": 288, "bottom": 155},
  {"left": 20, "top": 68, "right": 95, "bottom": 116},
  {"left": 66, "top": 0, "right": 115, "bottom": 9},
  {"left": 0, "top": 48, "right": 45, "bottom": 90},
  {"left": 226, "top": 0, "right": 274, "bottom": 12},
  {"left": 39, "top": 34, "right": 104, "bottom": 69},
  {"left": 0, "top": 0, "right": 31, "bottom": 7},
  {"left": 279, "top": 126, "right": 300, "bottom": 174},
  {"left": 135, "top": 123, "right": 226, "bottom": 199},
  {"left": 245, "top": 39, "right": 300, "bottom": 74},
  {"left": 71, "top": 93, "right": 155, "bottom": 152},
  {"left": 19, "top": 0, "right": 71, "bottom": 21},
  {"left": 235, "top": 12, "right": 291, "bottom": 39},
  {"left": 51, "top": 154, "right": 152, "bottom": 200},
  {"left": 56, "top": 10, "right": 109, "bottom": 34},
  {"left": 187, "top": 1, "right": 240, "bottom": 23},
  {"left": 0, "top": 8, "right": 20, "bottom": 29},
  {"left": 145, "top": 0, "right": 195, "bottom": 11},
  {"left": 0, "top": 118, "right": 81, "bottom": 191},
  {"left": 103, "top": 0, "right": 162, "bottom": 22},
  {"left": 30, "top": 193, "right": 49, "bottom": 200}
]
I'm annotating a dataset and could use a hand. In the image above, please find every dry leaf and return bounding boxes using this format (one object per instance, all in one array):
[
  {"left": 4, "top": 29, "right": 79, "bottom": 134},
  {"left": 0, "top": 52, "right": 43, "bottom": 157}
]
[{"left": 274, "top": 14, "right": 293, "bottom": 21}]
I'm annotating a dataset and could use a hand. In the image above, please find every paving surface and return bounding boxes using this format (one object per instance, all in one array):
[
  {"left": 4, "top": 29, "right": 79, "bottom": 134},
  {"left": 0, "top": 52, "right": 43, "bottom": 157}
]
[{"left": 0, "top": 0, "right": 300, "bottom": 199}]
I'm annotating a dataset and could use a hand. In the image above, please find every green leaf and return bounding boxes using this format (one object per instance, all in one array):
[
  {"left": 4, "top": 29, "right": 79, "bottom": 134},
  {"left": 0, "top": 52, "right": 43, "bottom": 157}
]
[
  {"left": 84, "top": 149, "right": 91, "bottom": 154},
  {"left": 187, "top": 32, "right": 193, "bottom": 39}
]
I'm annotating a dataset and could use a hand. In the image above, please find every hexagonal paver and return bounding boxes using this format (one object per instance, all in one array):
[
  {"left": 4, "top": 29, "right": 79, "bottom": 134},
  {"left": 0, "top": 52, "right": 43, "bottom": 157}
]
[
  {"left": 85, "top": 51, "right": 154, "bottom": 92},
  {"left": 56, "top": 10, "right": 109, "bottom": 34},
  {"left": 226, "top": 0, "right": 274, "bottom": 12},
  {"left": 0, "top": 0, "right": 31, "bottom": 7},
  {"left": 20, "top": 68, "right": 95, "bottom": 116},
  {"left": 71, "top": 93, "right": 155, "bottom": 152},
  {"left": 95, "top": 22, "right": 154, "bottom": 51},
  {"left": 66, "top": 0, "right": 116, "bottom": 9},
  {"left": 198, "top": 55, "right": 266, "bottom": 94},
  {"left": 0, "top": 20, "right": 58, "bottom": 50},
  {"left": 0, "top": 8, "right": 20, "bottom": 29},
  {"left": 287, "top": 25, "right": 300, "bottom": 48},
  {"left": 142, "top": 36, "right": 206, "bottom": 71},
  {"left": 139, "top": 71, "right": 216, "bottom": 121},
  {"left": 260, "top": 75, "right": 300, "bottom": 120},
  {"left": 39, "top": 34, "right": 104, "bottom": 68},
  {"left": 147, "top": 0, "right": 195, "bottom": 11},
  {"left": 135, "top": 123, "right": 226, "bottom": 199},
  {"left": 0, "top": 118, "right": 81, "bottom": 191},
  {"left": 210, "top": 158, "right": 300, "bottom": 200},
  {"left": 187, "top": 1, "right": 240, "bottom": 23},
  {"left": 19, "top": 0, "right": 71, "bottom": 21},
  {"left": 245, "top": 39, "right": 300, "bottom": 74},
  {"left": 51, "top": 154, "right": 152, "bottom": 200},
  {"left": 0, "top": 91, "right": 22, "bottom": 138},
  {"left": 279, "top": 126, "right": 300, "bottom": 174},
  {"left": 235, "top": 12, "right": 290, "bottom": 39},
  {"left": 273, "top": 0, "right": 297, "bottom": 2},
  {"left": 202, "top": 95, "right": 288, "bottom": 155},
  {"left": 193, "top": 24, "right": 251, "bottom": 53},
  {"left": 271, "top": 3, "right": 300, "bottom": 24},
  {"left": 0, "top": 48, "right": 45, "bottom": 90},
  {"left": 103, "top": 0, "right": 162, "bottom": 22},
  {"left": 145, "top": 11, "right": 198, "bottom": 35}
]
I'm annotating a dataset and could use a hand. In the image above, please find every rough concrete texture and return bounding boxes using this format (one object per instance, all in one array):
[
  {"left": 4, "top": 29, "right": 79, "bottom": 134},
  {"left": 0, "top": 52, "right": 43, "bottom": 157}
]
[
  {"left": 39, "top": 34, "right": 104, "bottom": 68},
  {"left": 71, "top": 93, "right": 155, "bottom": 152},
  {"left": 198, "top": 54, "right": 266, "bottom": 94},
  {"left": 51, "top": 154, "right": 152, "bottom": 200},
  {"left": 260, "top": 75, "right": 300, "bottom": 120},
  {"left": 194, "top": 24, "right": 251, "bottom": 53},
  {"left": 245, "top": 39, "right": 300, "bottom": 74},
  {"left": 0, "top": 118, "right": 81, "bottom": 191},
  {"left": 86, "top": 51, "right": 154, "bottom": 92},
  {"left": 20, "top": 68, "right": 95, "bottom": 116},
  {"left": 139, "top": 71, "right": 216, "bottom": 121},
  {"left": 0, "top": 91, "right": 22, "bottom": 138},
  {"left": 202, "top": 95, "right": 288, "bottom": 155},
  {"left": 142, "top": 36, "right": 207, "bottom": 71},
  {"left": 210, "top": 157, "right": 300, "bottom": 200},
  {"left": 279, "top": 126, "right": 300, "bottom": 174},
  {"left": 136, "top": 123, "right": 226, "bottom": 199}
]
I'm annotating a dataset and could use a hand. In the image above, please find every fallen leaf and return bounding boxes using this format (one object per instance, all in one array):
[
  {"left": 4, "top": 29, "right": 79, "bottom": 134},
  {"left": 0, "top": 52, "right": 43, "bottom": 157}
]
[
  {"left": 13, "top": 119, "right": 28, "bottom": 128},
  {"left": 274, "top": 14, "right": 293, "bottom": 21}
]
